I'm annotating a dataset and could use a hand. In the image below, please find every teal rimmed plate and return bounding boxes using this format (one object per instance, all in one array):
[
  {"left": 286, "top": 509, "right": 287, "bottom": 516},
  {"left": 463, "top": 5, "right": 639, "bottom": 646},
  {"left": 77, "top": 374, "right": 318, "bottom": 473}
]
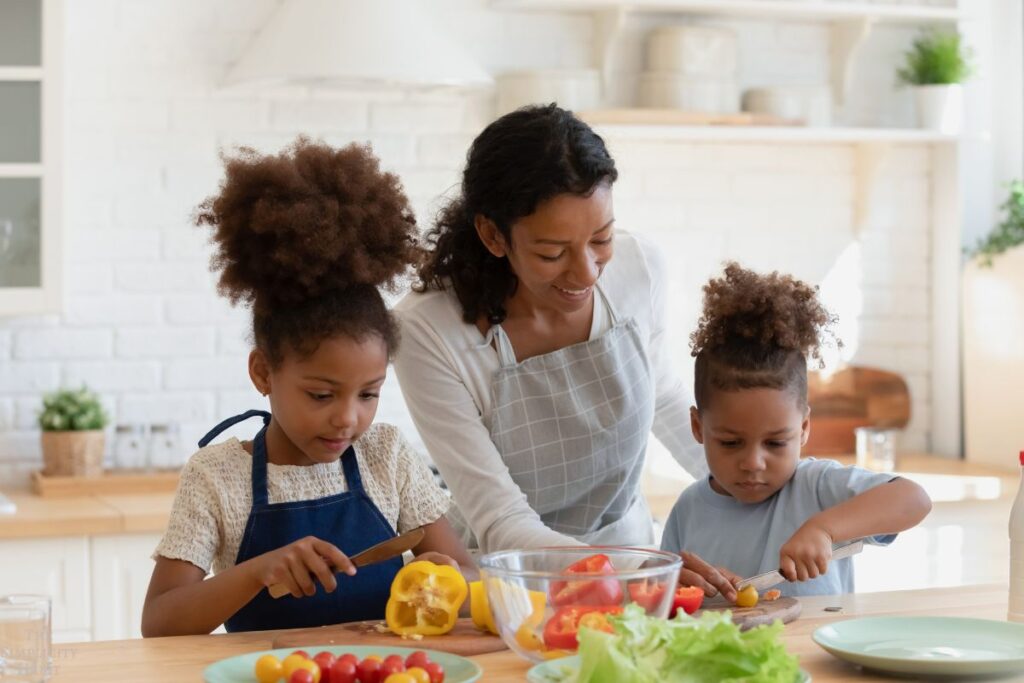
[
  {"left": 525, "top": 655, "right": 810, "bottom": 682},
  {"left": 203, "top": 644, "right": 482, "bottom": 682},
  {"left": 813, "top": 616, "right": 1024, "bottom": 677}
]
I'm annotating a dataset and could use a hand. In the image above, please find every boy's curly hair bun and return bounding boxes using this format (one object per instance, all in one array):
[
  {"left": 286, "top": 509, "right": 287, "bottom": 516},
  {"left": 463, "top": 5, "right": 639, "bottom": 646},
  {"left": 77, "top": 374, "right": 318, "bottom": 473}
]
[
  {"left": 196, "top": 137, "right": 420, "bottom": 314},
  {"left": 692, "top": 262, "right": 839, "bottom": 411}
]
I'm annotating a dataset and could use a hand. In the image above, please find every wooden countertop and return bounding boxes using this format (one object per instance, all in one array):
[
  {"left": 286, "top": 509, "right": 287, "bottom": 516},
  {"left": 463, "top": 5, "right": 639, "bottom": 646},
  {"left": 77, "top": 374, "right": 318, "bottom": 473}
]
[
  {"left": 47, "top": 583, "right": 1012, "bottom": 682},
  {"left": 0, "top": 491, "right": 175, "bottom": 539}
]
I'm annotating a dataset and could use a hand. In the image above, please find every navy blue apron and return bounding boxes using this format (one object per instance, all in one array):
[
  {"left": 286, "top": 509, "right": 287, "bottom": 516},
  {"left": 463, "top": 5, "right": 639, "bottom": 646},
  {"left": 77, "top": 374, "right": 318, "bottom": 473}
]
[{"left": 197, "top": 410, "right": 402, "bottom": 632}]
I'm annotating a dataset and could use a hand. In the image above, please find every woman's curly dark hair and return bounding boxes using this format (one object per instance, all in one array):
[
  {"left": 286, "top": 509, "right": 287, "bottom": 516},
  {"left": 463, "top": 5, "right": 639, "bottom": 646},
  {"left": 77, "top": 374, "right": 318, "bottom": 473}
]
[
  {"left": 415, "top": 104, "right": 618, "bottom": 325},
  {"left": 195, "top": 137, "right": 420, "bottom": 365},
  {"left": 691, "top": 262, "right": 839, "bottom": 411}
]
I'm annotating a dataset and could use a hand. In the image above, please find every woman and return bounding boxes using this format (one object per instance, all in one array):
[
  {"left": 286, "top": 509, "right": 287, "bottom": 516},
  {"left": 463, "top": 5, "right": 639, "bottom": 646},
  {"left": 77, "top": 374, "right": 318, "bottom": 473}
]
[{"left": 394, "top": 105, "right": 737, "bottom": 599}]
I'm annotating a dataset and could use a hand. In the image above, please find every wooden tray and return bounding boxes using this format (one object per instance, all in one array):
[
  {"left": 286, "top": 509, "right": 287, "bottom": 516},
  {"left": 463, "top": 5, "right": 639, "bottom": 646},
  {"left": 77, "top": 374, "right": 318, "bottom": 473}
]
[
  {"left": 698, "top": 596, "right": 802, "bottom": 631},
  {"left": 32, "top": 469, "right": 180, "bottom": 498},
  {"left": 272, "top": 617, "right": 507, "bottom": 657}
]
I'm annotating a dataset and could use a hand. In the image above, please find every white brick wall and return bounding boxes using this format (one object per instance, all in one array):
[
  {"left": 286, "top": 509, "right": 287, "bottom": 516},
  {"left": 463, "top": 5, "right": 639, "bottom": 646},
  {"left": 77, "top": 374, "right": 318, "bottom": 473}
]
[{"left": 0, "top": 0, "right": 939, "bottom": 484}]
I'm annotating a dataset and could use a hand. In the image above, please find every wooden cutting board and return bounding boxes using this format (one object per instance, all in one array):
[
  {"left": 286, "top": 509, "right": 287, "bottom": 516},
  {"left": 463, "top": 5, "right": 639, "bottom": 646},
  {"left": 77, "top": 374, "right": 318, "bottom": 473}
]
[
  {"left": 805, "top": 366, "right": 911, "bottom": 456},
  {"left": 272, "top": 617, "right": 506, "bottom": 656},
  {"left": 696, "top": 597, "right": 801, "bottom": 631}
]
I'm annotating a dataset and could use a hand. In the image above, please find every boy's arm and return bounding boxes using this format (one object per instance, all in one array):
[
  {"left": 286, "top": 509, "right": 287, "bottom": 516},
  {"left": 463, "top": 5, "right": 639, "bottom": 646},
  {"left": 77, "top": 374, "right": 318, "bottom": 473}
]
[
  {"left": 780, "top": 477, "right": 931, "bottom": 582},
  {"left": 806, "top": 476, "right": 932, "bottom": 544}
]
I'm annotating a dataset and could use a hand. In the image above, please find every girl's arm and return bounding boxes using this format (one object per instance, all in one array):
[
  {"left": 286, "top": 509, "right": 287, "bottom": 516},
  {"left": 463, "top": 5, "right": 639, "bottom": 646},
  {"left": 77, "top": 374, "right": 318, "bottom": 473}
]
[
  {"left": 412, "top": 517, "right": 479, "bottom": 581},
  {"left": 780, "top": 477, "right": 932, "bottom": 582},
  {"left": 142, "top": 537, "right": 356, "bottom": 636}
]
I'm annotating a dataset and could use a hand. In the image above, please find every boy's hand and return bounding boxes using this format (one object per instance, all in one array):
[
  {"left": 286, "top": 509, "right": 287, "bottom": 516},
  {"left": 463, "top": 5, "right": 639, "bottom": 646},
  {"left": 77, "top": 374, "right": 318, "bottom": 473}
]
[
  {"left": 779, "top": 524, "right": 833, "bottom": 582},
  {"left": 248, "top": 536, "right": 356, "bottom": 599},
  {"left": 678, "top": 551, "right": 741, "bottom": 603}
]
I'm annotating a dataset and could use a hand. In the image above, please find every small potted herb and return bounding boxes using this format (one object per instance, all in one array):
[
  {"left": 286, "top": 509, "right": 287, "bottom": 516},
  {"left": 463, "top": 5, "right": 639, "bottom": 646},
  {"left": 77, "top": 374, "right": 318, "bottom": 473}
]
[
  {"left": 897, "top": 29, "right": 973, "bottom": 133},
  {"left": 38, "top": 387, "right": 110, "bottom": 477}
]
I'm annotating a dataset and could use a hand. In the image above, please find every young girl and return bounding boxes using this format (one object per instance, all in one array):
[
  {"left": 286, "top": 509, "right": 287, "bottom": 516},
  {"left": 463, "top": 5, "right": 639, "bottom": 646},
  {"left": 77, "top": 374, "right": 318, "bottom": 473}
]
[
  {"left": 661, "top": 263, "right": 932, "bottom": 599},
  {"left": 142, "top": 139, "right": 472, "bottom": 636}
]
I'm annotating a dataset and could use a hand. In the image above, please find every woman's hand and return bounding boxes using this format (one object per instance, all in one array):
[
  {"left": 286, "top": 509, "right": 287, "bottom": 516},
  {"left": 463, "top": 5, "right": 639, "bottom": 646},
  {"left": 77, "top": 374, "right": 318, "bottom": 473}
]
[
  {"left": 247, "top": 536, "right": 356, "bottom": 599},
  {"left": 415, "top": 551, "right": 461, "bottom": 570},
  {"left": 678, "top": 551, "right": 741, "bottom": 603},
  {"left": 778, "top": 523, "right": 833, "bottom": 582}
]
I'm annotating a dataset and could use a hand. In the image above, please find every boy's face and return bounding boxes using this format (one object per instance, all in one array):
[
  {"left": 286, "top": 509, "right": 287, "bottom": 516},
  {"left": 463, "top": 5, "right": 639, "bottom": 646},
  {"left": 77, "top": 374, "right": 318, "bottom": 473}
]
[
  {"left": 691, "top": 387, "right": 810, "bottom": 504},
  {"left": 250, "top": 335, "right": 388, "bottom": 466}
]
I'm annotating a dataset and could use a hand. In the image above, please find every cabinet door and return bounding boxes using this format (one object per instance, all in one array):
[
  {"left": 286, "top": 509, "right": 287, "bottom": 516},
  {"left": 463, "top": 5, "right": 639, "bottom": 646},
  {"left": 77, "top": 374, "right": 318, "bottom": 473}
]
[
  {"left": 0, "top": 536, "right": 91, "bottom": 636},
  {"left": 89, "top": 533, "right": 162, "bottom": 641}
]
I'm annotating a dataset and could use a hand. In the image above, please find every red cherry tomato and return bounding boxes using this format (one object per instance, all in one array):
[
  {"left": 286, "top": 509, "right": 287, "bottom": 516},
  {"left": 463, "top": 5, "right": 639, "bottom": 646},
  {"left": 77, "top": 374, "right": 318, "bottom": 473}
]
[
  {"left": 422, "top": 661, "right": 444, "bottom": 683},
  {"left": 292, "top": 650, "right": 311, "bottom": 660},
  {"left": 290, "top": 670, "right": 314, "bottom": 683},
  {"left": 380, "top": 654, "right": 405, "bottom": 677},
  {"left": 404, "top": 651, "right": 431, "bottom": 670},
  {"left": 338, "top": 653, "right": 359, "bottom": 668},
  {"left": 549, "top": 553, "right": 623, "bottom": 606},
  {"left": 357, "top": 657, "right": 383, "bottom": 683},
  {"left": 329, "top": 658, "right": 357, "bottom": 683},
  {"left": 313, "top": 652, "right": 336, "bottom": 681}
]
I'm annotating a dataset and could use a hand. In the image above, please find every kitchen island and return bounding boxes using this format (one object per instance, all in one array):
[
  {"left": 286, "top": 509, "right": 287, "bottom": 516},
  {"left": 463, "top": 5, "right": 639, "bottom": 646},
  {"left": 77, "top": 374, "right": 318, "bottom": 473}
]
[{"left": 49, "top": 583, "right": 1012, "bottom": 682}]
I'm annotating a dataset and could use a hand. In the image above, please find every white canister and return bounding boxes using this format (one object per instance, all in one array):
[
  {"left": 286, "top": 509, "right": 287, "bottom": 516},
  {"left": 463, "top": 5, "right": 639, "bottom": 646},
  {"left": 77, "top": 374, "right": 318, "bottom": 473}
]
[
  {"left": 496, "top": 69, "right": 601, "bottom": 116},
  {"left": 741, "top": 85, "right": 832, "bottom": 126},
  {"left": 646, "top": 25, "right": 738, "bottom": 77},
  {"left": 638, "top": 72, "right": 739, "bottom": 114}
]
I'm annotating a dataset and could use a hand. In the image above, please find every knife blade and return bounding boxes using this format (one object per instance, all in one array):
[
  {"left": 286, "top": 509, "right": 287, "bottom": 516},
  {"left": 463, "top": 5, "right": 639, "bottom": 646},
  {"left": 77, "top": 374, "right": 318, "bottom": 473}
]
[
  {"left": 736, "top": 539, "right": 865, "bottom": 593},
  {"left": 268, "top": 526, "right": 426, "bottom": 599}
]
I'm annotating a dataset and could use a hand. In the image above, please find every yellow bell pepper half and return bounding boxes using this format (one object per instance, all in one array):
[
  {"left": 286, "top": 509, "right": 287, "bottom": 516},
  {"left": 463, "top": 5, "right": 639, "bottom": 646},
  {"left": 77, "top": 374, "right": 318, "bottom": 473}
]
[
  {"left": 385, "top": 561, "right": 468, "bottom": 636},
  {"left": 470, "top": 579, "right": 547, "bottom": 637}
]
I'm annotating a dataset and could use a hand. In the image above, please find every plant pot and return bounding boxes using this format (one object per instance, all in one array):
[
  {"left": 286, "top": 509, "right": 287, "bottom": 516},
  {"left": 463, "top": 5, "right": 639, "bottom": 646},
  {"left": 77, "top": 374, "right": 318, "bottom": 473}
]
[
  {"left": 40, "top": 430, "right": 106, "bottom": 477},
  {"left": 914, "top": 84, "right": 963, "bottom": 134}
]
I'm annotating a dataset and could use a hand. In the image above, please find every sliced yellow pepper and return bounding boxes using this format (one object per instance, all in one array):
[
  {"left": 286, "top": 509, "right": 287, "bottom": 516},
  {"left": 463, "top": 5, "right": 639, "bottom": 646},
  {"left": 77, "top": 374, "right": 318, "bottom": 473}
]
[
  {"left": 469, "top": 579, "right": 547, "bottom": 636},
  {"left": 385, "top": 561, "right": 468, "bottom": 636}
]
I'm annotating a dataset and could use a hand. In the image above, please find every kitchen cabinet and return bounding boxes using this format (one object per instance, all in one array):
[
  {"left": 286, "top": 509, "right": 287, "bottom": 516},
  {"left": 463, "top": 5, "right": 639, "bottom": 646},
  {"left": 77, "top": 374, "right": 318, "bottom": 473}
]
[
  {"left": 90, "top": 533, "right": 162, "bottom": 641},
  {"left": 0, "top": 0, "right": 63, "bottom": 316},
  {"left": 0, "top": 535, "right": 91, "bottom": 643}
]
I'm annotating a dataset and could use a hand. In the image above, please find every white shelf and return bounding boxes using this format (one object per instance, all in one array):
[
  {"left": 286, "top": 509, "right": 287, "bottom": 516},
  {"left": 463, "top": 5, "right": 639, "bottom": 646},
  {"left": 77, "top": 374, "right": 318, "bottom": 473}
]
[
  {"left": 0, "top": 164, "right": 44, "bottom": 177},
  {"left": 586, "top": 124, "right": 959, "bottom": 143},
  {"left": 493, "top": 0, "right": 965, "bottom": 23},
  {"left": 0, "top": 67, "right": 44, "bottom": 81}
]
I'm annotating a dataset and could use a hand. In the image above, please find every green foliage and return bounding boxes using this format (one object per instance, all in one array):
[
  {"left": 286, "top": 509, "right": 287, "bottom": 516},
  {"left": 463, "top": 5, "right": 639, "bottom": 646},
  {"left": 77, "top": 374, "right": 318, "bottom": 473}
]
[
  {"left": 967, "top": 181, "right": 1024, "bottom": 267},
  {"left": 37, "top": 387, "right": 109, "bottom": 431},
  {"left": 897, "top": 30, "right": 973, "bottom": 85}
]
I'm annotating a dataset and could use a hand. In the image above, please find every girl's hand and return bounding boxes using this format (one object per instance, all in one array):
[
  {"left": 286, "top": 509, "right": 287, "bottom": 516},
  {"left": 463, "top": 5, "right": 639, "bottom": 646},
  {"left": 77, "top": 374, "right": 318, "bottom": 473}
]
[
  {"left": 678, "top": 551, "right": 741, "bottom": 603},
  {"left": 249, "top": 536, "right": 356, "bottom": 599},
  {"left": 779, "top": 524, "right": 833, "bottom": 582},
  {"left": 415, "top": 551, "right": 460, "bottom": 570}
]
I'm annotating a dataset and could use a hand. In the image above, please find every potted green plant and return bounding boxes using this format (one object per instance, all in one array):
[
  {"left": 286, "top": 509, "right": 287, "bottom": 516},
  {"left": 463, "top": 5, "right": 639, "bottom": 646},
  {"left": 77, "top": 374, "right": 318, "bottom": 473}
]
[
  {"left": 37, "top": 387, "right": 110, "bottom": 477},
  {"left": 897, "top": 29, "right": 973, "bottom": 133}
]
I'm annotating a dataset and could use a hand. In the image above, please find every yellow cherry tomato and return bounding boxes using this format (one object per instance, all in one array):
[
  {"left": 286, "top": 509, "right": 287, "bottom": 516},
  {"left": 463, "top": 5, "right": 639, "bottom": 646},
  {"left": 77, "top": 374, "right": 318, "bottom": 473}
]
[
  {"left": 383, "top": 674, "right": 416, "bottom": 683},
  {"left": 406, "top": 667, "right": 431, "bottom": 683},
  {"left": 736, "top": 584, "right": 759, "bottom": 608},
  {"left": 281, "top": 653, "right": 309, "bottom": 680},
  {"left": 364, "top": 655, "right": 383, "bottom": 663},
  {"left": 254, "top": 654, "right": 283, "bottom": 683},
  {"left": 297, "top": 659, "right": 321, "bottom": 683}
]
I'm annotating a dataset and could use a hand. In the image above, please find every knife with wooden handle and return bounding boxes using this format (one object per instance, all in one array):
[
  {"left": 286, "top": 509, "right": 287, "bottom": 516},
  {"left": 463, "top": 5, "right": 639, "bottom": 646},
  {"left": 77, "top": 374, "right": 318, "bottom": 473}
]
[
  {"left": 736, "top": 539, "right": 865, "bottom": 593},
  {"left": 267, "top": 526, "right": 426, "bottom": 599}
]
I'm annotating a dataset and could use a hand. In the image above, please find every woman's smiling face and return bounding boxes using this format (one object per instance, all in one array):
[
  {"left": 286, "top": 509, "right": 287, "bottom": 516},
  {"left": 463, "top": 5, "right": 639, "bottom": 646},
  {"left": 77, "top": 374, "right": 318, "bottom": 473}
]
[
  {"left": 481, "top": 183, "right": 615, "bottom": 316},
  {"left": 691, "top": 387, "right": 810, "bottom": 503}
]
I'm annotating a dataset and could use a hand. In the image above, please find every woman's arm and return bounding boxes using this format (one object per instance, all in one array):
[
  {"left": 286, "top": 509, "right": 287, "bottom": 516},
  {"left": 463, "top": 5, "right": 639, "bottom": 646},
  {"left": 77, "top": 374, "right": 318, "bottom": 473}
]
[{"left": 393, "top": 306, "right": 581, "bottom": 553}]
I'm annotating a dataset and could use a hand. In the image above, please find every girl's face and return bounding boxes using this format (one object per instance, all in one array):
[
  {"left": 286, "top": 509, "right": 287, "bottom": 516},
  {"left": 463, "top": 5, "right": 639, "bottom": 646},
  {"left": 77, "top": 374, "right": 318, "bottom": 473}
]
[
  {"left": 477, "top": 184, "right": 615, "bottom": 316},
  {"left": 690, "top": 387, "right": 810, "bottom": 504},
  {"left": 250, "top": 334, "right": 388, "bottom": 466}
]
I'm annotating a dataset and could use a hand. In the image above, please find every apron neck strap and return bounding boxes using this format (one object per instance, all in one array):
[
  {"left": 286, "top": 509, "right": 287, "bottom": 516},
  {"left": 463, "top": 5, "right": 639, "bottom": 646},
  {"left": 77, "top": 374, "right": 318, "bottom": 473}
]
[
  {"left": 197, "top": 409, "right": 271, "bottom": 448},
  {"left": 340, "top": 446, "right": 365, "bottom": 493},
  {"left": 251, "top": 423, "right": 271, "bottom": 506}
]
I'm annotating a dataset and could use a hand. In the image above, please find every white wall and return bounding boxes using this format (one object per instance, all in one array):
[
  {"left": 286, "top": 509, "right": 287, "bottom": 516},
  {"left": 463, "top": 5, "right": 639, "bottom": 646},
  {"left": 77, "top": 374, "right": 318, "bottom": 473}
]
[{"left": 0, "top": 0, "right": 948, "bottom": 485}]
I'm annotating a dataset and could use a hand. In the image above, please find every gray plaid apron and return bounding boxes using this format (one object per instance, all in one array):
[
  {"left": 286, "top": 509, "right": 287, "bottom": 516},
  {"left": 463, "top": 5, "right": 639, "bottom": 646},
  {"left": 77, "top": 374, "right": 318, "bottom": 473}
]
[{"left": 453, "top": 284, "right": 656, "bottom": 550}]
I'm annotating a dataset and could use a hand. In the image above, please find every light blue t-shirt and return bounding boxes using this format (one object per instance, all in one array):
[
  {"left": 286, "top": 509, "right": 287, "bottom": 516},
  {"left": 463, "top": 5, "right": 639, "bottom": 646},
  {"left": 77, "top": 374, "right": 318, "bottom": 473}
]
[{"left": 660, "top": 458, "right": 897, "bottom": 597}]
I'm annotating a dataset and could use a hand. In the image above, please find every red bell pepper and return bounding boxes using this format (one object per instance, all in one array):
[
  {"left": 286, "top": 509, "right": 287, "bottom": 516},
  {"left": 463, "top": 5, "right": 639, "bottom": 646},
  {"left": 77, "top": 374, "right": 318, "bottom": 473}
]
[
  {"left": 542, "top": 605, "right": 623, "bottom": 650},
  {"left": 627, "top": 581, "right": 667, "bottom": 611},
  {"left": 672, "top": 585, "right": 705, "bottom": 615},
  {"left": 549, "top": 553, "right": 623, "bottom": 607}
]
